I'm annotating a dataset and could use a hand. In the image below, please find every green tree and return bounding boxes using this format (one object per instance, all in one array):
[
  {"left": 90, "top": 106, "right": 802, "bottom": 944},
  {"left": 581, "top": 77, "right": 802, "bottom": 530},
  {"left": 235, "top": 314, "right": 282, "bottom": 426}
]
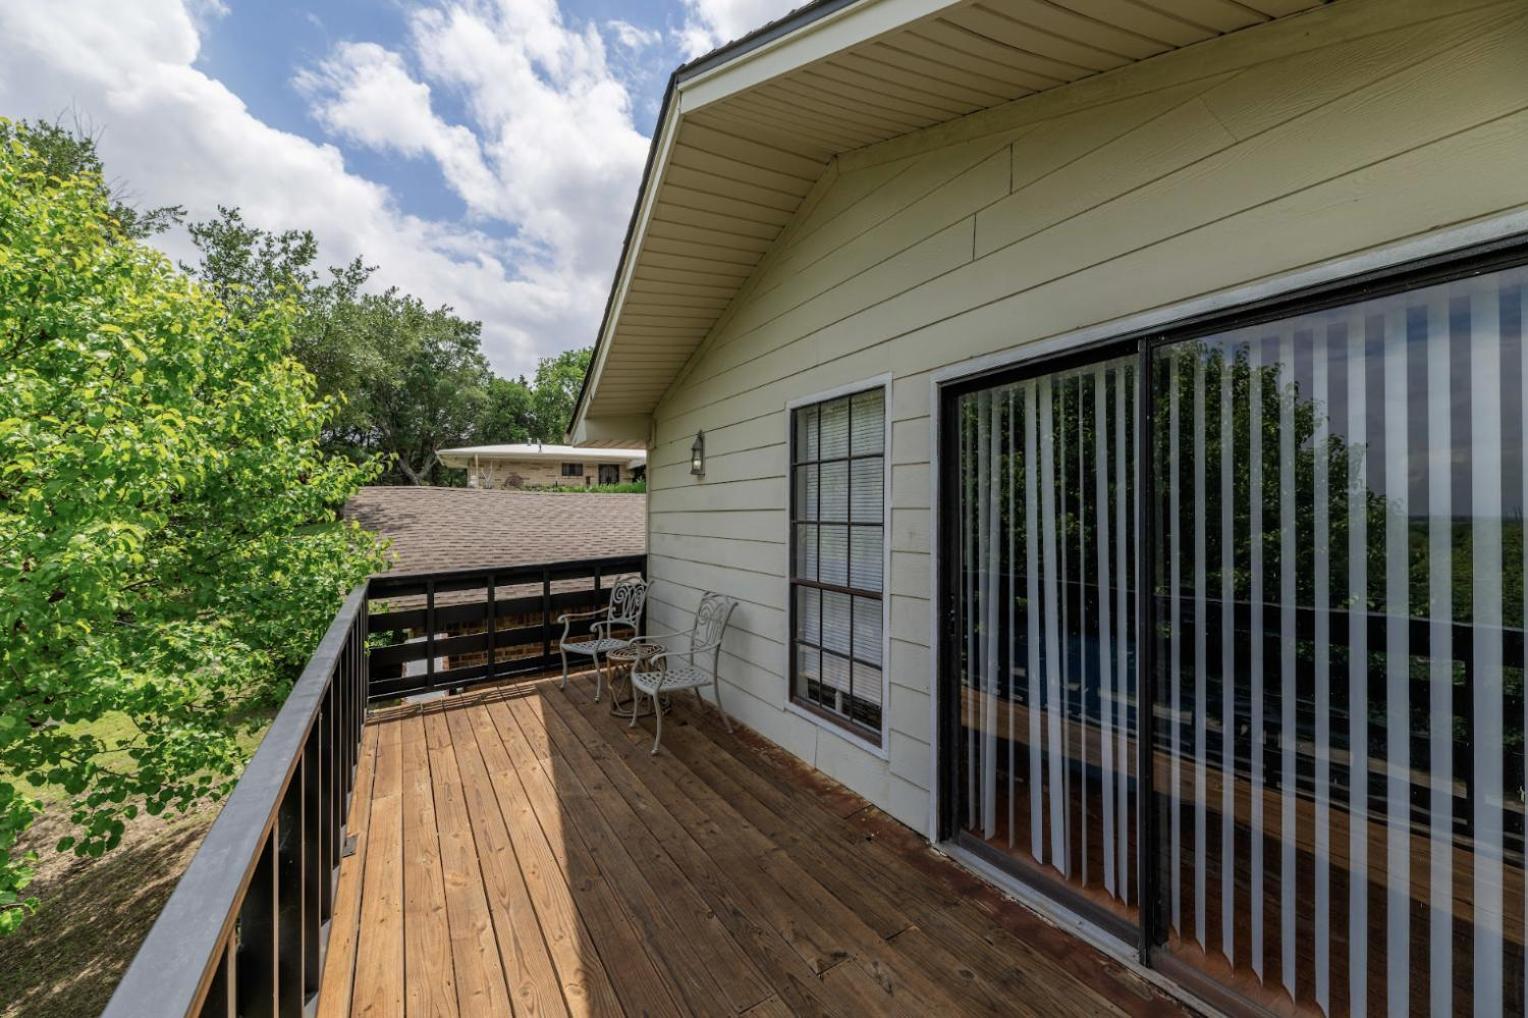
[
  {"left": 183, "top": 208, "right": 497, "bottom": 482},
  {"left": 0, "top": 118, "right": 183, "bottom": 240},
  {"left": 476, "top": 375, "right": 537, "bottom": 444},
  {"left": 184, "top": 205, "right": 318, "bottom": 310},
  {"left": 182, "top": 208, "right": 383, "bottom": 453},
  {"left": 529, "top": 347, "right": 592, "bottom": 441},
  {"left": 0, "top": 121, "right": 384, "bottom": 933},
  {"left": 355, "top": 290, "right": 491, "bottom": 484},
  {"left": 181, "top": 208, "right": 597, "bottom": 473}
]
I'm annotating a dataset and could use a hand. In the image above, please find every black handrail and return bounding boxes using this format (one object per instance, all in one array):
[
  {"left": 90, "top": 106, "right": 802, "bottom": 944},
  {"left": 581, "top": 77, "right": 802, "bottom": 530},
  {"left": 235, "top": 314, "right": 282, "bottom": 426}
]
[
  {"left": 102, "top": 582, "right": 369, "bottom": 1018},
  {"left": 101, "top": 553, "right": 646, "bottom": 1017}
]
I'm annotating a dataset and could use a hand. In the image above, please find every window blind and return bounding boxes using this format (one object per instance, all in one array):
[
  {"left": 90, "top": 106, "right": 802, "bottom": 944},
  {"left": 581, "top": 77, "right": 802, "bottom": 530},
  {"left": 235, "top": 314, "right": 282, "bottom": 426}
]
[{"left": 791, "top": 387, "right": 886, "bottom": 737}]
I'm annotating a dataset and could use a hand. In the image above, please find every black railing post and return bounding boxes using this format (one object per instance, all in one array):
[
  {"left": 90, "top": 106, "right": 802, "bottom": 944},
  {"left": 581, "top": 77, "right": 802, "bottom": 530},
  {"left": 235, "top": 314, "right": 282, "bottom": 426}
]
[
  {"left": 236, "top": 837, "right": 277, "bottom": 1018},
  {"left": 203, "top": 940, "right": 234, "bottom": 1018},
  {"left": 320, "top": 683, "right": 336, "bottom": 921},
  {"left": 300, "top": 731, "right": 321, "bottom": 1000},
  {"left": 487, "top": 572, "right": 497, "bottom": 682},
  {"left": 275, "top": 776, "right": 302, "bottom": 1016},
  {"left": 425, "top": 578, "right": 437, "bottom": 685},
  {"left": 541, "top": 566, "right": 554, "bottom": 670}
]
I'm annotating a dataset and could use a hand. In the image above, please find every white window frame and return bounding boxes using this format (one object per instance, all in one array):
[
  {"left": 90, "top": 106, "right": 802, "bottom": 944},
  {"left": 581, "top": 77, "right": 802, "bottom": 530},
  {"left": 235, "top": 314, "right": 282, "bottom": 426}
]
[{"left": 783, "top": 373, "right": 893, "bottom": 759}]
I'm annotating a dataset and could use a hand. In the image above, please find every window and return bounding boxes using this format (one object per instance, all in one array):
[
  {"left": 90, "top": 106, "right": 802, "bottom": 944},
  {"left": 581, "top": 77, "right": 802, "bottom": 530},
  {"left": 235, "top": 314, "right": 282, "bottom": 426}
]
[
  {"left": 790, "top": 385, "right": 886, "bottom": 742},
  {"left": 598, "top": 464, "right": 620, "bottom": 485},
  {"left": 560, "top": 462, "right": 584, "bottom": 477}
]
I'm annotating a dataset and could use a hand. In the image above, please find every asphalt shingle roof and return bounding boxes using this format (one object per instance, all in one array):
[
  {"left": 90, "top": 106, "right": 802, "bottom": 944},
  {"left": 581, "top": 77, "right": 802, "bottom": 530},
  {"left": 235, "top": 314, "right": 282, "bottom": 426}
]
[{"left": 344, "top": 486, "right": 645, "bottom": 576}]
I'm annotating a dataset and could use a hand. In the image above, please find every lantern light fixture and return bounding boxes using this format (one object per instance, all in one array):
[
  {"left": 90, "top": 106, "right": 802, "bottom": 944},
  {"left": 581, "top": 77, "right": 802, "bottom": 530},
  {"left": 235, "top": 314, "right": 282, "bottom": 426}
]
[{"left": 690, "top": 431, "right": 706, "bottom": 477}]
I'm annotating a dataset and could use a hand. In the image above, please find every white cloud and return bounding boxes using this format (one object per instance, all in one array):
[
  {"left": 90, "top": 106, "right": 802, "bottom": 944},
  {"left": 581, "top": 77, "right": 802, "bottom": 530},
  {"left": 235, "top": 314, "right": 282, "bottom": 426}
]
[
  {"left": 391, "top": 0, "right": 653, "bottom": 281},
  {"left": 0, "top": 0, "right": 662, "bottom": 378},
  {"left": 607, "top": 20, "right": 662, "bottom": 51},
  {"left": 675, "top": 0, "right": 795, "bottom": 58},
  {"left": 294, "top": 42, "right": 501, "bottom": 218}
]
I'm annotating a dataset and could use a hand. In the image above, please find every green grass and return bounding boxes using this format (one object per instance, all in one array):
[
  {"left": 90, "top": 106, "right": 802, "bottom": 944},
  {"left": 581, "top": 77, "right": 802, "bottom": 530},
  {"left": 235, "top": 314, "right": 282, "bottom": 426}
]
[
  {"left": 5, "top": 714, "right": 143, "bottom": 805},
  {"left": 5, "top": 712, "right": 268, "bottom": 805}
]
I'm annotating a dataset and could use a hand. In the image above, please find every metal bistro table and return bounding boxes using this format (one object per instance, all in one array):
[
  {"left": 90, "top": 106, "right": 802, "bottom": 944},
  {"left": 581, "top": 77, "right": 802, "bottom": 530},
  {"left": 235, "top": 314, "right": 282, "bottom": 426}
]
[{"left": 604, "top": 643, "right": 671, "bottom": 720}]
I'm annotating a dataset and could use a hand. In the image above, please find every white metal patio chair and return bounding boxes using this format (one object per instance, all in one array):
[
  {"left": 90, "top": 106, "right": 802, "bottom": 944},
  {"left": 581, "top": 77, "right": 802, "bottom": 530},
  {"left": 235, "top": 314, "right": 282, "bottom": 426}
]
[
  {"left": 558, "top": 576, "right": 649, "bottom": 702},
  {"left": 627, "top": 592, "right": 738, "bottom": 754}
]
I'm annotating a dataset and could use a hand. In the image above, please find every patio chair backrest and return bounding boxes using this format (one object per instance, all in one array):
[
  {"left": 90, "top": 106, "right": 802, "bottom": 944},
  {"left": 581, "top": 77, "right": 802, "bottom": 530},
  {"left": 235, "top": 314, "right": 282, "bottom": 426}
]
[
  {"left": 607, "top": 576, "right": 649, "bottom": 627},
  {"left": 692, "top": 592, "right": 738, "bottom": 672}
]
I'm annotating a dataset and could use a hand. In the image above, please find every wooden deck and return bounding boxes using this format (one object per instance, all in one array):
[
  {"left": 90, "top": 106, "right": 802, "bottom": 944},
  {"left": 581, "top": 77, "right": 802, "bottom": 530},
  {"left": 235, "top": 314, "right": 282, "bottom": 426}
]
[{"left": 316, "top": 674, "right": 1183, "bottom": 1017}]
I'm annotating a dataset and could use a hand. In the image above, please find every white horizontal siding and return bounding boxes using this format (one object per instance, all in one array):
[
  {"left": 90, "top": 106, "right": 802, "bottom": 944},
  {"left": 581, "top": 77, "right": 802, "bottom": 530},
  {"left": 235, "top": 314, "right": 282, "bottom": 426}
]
[{"left": 645, "top": 0, "right": 1528, "bottom": 828}]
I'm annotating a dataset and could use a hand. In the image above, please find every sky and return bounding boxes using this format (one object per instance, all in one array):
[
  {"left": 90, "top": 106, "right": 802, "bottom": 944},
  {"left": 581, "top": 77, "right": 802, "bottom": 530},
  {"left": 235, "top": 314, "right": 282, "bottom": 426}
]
[{"left": 0, "top": 0, "right": 794, "bottom": 377}]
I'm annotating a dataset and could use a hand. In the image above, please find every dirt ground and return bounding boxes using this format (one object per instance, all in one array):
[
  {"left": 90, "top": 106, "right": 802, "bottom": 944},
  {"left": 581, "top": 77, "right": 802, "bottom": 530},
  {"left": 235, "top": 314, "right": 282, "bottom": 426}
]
[{"left": 0, "top": 805, "right": 214, "bottom": 1018}]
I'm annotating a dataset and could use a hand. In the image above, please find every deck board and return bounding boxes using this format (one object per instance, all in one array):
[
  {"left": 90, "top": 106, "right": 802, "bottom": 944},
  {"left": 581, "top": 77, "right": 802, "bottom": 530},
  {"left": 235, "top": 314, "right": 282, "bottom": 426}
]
[
  {"left": 501, "top": 691, "right": 772, "bottom": 1014},
  {"left": 400, "top": 714, "right": 456, "bottom": 1018},
  {"left": 464, "top": 702, "right": 623, "bottom": 1018},
  {"left": 321, "top": 675, "right": 1184, "bottom": 1016},
  {"left": 479, "top": 696, "right": 682, "bottom": 1018},
  {"left": 441, "top": 706, "right": 564, "bottom": 1017},
  {"left": 353, "top": 717, "right": 404, "bottom": 1018},
  {"left": 317, "top": 722, "right": 379, "bottom": 1018},
  {"left": 424, "top": 709, "right": 516, "bottom": 1017}
]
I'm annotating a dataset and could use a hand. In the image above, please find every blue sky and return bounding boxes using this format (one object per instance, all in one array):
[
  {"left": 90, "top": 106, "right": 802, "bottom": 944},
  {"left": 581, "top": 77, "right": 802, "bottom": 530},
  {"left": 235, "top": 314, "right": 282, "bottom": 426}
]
[{"left": 0, "top": 0, "right": 789, "bottom": 376}]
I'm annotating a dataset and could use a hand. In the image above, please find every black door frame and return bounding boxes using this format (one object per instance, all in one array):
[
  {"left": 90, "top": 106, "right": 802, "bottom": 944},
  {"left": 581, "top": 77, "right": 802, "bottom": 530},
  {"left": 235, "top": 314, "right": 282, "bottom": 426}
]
[
  {"left": 934, "top": 337, "right": 1151, "bottom": 951},
  {"left": 933, "top": 231, "right": 1528, "bottom": 998}
]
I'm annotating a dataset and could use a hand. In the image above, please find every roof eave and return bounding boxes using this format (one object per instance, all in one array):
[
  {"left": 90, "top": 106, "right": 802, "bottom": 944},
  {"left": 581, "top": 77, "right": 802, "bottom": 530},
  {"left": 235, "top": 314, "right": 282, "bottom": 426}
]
[{"left": 567, "top": 0, "right": 903, "bottom": 444}]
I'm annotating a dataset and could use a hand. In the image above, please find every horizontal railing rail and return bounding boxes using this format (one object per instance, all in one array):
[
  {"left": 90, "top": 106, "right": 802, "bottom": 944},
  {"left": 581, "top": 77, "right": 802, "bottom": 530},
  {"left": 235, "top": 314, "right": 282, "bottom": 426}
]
[
  {"left": 365, "top": 553, "right": 646, "bottom": 701},
  {"left": 102, "top": 582, "right": 369, "bottom": 1018}
]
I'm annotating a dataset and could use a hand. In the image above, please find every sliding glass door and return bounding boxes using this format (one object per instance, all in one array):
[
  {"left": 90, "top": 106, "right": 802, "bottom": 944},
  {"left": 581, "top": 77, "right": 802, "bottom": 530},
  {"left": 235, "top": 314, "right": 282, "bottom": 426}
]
[
  {"left": 1151, "top": 264, "right": 1527, "bottom": 1015},
  {"left": 949, "top": 354, "right": 1140, "bottom": 931},
  {"left": 944, "top": 255, "right": 1528, "bottom": 1014}
]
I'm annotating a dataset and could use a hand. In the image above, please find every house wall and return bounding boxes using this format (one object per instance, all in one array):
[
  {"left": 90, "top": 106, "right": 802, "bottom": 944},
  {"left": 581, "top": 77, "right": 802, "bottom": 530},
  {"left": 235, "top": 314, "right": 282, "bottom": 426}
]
[
  {"left": 643, "top": 0, "right": 1528, "bottom": 833},
  {"left": 470, "top": 459, "right": 624, "bottom": 489}
]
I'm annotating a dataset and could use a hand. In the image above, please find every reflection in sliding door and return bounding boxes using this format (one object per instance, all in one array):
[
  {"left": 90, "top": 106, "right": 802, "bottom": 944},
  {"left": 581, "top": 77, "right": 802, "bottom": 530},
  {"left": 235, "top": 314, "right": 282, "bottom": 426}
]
[
  {"left": 953, "top": 356, "right": 1139, "bottom": 928},
  {"left": 1151, "top": 265, "right": 1528, "bottom": 1015}
]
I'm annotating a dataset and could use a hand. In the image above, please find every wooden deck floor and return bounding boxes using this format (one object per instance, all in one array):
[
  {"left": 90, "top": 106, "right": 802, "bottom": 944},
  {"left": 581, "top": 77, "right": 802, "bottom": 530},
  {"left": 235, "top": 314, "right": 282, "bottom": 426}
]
[{"left": 317, "top": 675, "right": 1183, "bottom": 1017}]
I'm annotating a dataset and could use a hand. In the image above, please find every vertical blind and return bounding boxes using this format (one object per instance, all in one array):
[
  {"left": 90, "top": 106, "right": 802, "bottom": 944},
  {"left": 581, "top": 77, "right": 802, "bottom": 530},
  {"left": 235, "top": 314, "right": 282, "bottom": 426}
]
[
  {"left": 951, "top": 262, "right": 1528, "bottom": 1014},
  {"left": 1152, "top": 264, "right": 1528, "bottom": 1015},
  {"left": 792, "top": 387, "right": 885, "bottom": 737},
  {"left": 954, "top": 357, "right": 1140, "bottom": 919}
]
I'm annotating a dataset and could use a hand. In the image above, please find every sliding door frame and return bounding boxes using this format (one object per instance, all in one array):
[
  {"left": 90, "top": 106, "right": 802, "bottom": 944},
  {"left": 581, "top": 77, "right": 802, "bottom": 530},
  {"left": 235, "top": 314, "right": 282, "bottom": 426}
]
[
  {"left": 935, "top": 338, "right": 1150, "bottom": 949},
  {"left": 932, "top": 227, "right": 1528, "bottom": 1000}
]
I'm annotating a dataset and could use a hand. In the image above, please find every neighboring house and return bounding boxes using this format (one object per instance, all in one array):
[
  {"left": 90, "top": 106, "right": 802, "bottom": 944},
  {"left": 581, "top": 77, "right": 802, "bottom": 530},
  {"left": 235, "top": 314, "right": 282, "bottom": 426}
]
[
  {"left": 436, "top": 442, "right": 645, "bottom": 489},
  {"left": 569, "top": 1, "right": 1528, "bottom": 1014},
  {"left": 344, "top": 486, "right": 646, "bottom": 678}
]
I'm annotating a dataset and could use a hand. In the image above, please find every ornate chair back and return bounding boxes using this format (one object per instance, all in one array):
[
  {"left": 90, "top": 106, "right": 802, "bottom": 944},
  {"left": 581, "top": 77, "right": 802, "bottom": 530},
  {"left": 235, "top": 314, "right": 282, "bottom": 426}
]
[
  {"left": 689, "top": 592, "right": 737, "bottom": 674},
  {"left": 605, "top": 576, "right": 649, "bottom": 632}
]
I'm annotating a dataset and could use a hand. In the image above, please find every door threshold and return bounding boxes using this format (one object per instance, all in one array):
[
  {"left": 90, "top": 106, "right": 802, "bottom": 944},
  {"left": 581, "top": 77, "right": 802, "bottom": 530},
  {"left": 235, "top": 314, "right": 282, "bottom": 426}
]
[{"left": 941, "top": 842, "right": 1229, "bottom": 1018}]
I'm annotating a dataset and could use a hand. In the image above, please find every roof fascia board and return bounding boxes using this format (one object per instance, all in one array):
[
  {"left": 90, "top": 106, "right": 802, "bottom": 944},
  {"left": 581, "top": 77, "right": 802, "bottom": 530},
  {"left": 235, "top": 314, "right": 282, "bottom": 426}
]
[
  {"left": 678, "top": 0, "right": 968, "bottom": 113},
  {"left": 569, "top": 91, "right": 683, "bottom": 440}
]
